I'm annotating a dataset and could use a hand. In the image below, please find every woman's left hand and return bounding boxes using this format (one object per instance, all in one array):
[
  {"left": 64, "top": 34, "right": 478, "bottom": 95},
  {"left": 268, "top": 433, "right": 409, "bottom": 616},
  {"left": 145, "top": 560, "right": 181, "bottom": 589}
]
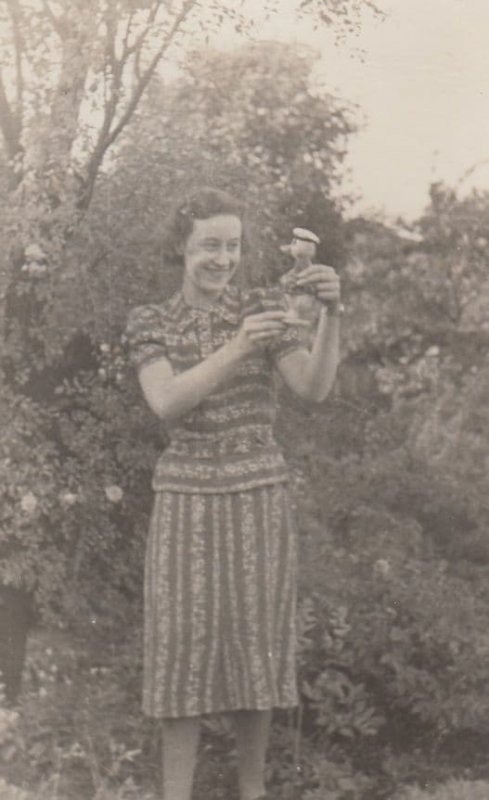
[{"left": 295, "top": 264, "right": 341, "bottom": 310}]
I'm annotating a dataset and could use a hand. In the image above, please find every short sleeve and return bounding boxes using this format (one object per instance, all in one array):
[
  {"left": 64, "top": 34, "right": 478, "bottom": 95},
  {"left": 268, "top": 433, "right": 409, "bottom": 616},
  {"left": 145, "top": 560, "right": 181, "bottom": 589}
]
[
  {"left": 249, "top": 286, "right": 303, "bottom": 362},
  {"left": 125, "top": 305, "right": 169, "bottom": 370}
]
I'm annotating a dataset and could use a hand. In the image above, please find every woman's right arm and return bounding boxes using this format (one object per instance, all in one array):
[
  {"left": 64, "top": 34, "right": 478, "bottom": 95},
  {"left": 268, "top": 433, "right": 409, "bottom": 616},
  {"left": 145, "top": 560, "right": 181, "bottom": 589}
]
[{"left": 137, "top": 311, "right": 288, "bottom": 422}]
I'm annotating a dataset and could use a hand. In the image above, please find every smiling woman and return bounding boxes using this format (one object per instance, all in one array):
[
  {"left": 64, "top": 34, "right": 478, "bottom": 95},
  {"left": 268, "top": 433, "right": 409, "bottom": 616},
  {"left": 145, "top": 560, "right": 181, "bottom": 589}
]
[{"left": 125, "top": 186, "right": 341, "bottom": 800}]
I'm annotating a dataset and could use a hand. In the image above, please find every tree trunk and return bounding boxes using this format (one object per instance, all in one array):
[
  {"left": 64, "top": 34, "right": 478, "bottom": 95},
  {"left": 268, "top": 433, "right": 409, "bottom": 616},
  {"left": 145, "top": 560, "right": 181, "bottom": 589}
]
[{"left": 0, "top": 585, "right": 34, "bottom": 704}]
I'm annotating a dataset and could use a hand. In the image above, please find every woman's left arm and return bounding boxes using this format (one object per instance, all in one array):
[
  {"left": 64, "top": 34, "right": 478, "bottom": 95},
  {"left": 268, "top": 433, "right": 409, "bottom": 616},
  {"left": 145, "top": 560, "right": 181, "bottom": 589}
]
[{"left": 275, "top": 264, "right": 341, "bottom": 402}]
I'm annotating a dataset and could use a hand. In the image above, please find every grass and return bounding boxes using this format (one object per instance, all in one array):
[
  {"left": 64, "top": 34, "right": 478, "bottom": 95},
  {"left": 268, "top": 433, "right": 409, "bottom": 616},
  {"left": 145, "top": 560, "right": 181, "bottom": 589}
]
[{"left": 2, "top": 625, "right": 489, "bottom": 800}]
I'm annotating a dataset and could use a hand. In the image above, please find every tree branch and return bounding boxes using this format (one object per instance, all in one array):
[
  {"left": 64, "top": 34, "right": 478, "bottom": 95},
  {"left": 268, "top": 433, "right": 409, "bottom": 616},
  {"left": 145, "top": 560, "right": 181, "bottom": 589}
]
[
  {"left": 79, "top": 0, "right": 198, "bottom": 210},
  {"left": 128, "top": 2, "right": 161, "bottom": 77},
  {"left": 0, "top": 69, "right": 22, "bottom": 161},
  {"left": 91, "top": 9, "right": 125, "bottom": 171},
  {"left": 120, "top": 8, "right": 137, "bottom": 59},
  {"left": 42, "top": 0, "right": 64, "bottom": 37},
  {"left": 104, "top": 0, "right": 198, "bottom": 152},
  {"left": 6, "top": 0, "right": 24, "bottom": 114},
  {"left": 121, "top": 10, "right": 134, "bottom": 53}
]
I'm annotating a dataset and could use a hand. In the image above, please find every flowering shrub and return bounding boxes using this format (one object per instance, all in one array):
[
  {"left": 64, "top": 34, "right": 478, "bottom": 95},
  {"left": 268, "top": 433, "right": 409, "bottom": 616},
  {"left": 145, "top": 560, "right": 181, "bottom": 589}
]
[
  {"left": 0, "top": 683, "right": 20, "bottom": 750},
  {"left": 45, "top": 363, "right": 164, "bottom": 634},
  {"left": 0, "top": 351, "right": 163, "bottom": 632},
  {"left": 0, "top": 386, "right": 67, "bottom": 607},
  {"left": 0, "top": 780, "right": 33, "bottom": 800}
]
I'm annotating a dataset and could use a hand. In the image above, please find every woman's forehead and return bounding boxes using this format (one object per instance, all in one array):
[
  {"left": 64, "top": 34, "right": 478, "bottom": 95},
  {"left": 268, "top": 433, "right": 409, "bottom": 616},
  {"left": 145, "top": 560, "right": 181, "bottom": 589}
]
[{"left": 192, "top": 215, "right": 242, "bottom": 238}]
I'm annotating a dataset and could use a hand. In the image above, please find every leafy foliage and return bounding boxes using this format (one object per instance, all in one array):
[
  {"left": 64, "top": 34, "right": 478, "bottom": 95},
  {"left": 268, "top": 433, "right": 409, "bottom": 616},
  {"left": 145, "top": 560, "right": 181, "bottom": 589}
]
[{"left": 394, "top": 779, "right": 489, "bottom": 800}]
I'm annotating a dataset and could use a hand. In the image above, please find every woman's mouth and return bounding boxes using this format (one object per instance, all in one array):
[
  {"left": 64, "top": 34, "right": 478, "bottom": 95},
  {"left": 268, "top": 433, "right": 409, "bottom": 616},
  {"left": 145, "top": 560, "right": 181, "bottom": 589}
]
[{"left": 205, "top": 265, "right": 231, "bottom": 277}]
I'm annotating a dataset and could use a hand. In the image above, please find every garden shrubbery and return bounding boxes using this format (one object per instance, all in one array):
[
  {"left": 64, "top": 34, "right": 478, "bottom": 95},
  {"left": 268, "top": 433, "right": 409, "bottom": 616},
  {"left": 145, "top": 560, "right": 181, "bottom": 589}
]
[{"left": 394, "top": 780, "right": 489, "bottom": 800}]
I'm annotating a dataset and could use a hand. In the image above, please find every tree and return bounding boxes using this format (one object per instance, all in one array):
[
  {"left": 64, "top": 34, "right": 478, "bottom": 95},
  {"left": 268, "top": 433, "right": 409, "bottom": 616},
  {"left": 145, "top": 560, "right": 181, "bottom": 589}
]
[{"left": 1, "top": 0, "right": 202, "bottom": 376}]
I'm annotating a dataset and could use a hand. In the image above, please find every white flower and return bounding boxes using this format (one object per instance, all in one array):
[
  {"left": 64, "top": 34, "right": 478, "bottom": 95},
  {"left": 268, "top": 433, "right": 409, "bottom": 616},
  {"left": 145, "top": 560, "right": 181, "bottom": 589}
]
[
  {"left": 105, "top": 485, "right": 123, "bottom": 503},
  {"left": 99, "top": 343, "right": 110, "bottom": 354},
  {"left": 21, "top": 262, "right": 47, "bottom": 276},
  {"left": 0, "top": 708, "right": 19, "bottom": 727},
  {"left": 25, "top": 243, "right": 46, "bottom": 261},
  {"left": 59, "top": 490, "right": 78, "bottom": 507},
  {"left": 20, "top": 491, "right": 38, "bottom": 514},
  {"left": 373, "top": 558, "right": 391, "bottom": 578}
]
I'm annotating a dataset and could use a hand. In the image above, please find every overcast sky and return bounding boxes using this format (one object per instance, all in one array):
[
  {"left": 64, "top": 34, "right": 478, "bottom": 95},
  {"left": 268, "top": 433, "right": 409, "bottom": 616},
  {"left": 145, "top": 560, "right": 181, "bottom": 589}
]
[{"left": 198, "top": 0, "right": 489, "bottom": 221}]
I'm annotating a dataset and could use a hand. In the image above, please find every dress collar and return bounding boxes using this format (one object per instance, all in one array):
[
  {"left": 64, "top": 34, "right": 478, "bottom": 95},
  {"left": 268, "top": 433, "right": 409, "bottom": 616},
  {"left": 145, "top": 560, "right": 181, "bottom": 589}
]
[{"left": 166, "top": 284, "right": 241, "bottom": 330}]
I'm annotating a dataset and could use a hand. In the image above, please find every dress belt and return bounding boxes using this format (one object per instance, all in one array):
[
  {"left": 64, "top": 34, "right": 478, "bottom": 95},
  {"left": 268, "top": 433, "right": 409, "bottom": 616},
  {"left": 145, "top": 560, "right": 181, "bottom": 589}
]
[{"left": 167, "top": 427, "right": 276, "bottom": 459}]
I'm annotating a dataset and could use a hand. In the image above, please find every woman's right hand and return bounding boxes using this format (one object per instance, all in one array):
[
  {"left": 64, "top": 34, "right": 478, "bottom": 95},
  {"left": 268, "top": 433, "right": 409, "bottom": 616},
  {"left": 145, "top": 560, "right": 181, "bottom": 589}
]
[{"left": 232, "top": 311, "right": 288, "bottom": 357}]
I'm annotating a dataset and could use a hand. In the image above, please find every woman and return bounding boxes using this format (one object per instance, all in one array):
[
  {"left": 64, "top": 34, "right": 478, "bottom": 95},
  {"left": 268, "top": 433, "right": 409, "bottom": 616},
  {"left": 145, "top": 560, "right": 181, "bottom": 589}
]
[{"left": 126, "top": 188, "right": 341, "bottom": 800}]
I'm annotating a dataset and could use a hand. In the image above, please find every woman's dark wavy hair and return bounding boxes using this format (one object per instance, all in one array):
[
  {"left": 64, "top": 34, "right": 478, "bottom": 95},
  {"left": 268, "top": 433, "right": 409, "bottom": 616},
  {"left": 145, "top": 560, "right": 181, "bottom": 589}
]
[{"left": 164, "top": 187, "right": 247, "bottom": 265}]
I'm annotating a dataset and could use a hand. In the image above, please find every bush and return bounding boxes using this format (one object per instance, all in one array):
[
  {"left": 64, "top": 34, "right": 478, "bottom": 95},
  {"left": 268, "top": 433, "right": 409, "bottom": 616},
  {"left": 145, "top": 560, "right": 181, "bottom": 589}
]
[
  {"left": 0, "top": 780, "right": 34, "bottom": 800},
  {"left": 291, "top": 463, "right": 489, "bottom": 768},
  {"left": 0, "top": 628, "right": 154, "bottom": 800},
  {"left": 0, "top": 352, "right": 164, "bottom": 632},
  {"left": 394, "top": 779, "right": 489, "bottom": 800}
]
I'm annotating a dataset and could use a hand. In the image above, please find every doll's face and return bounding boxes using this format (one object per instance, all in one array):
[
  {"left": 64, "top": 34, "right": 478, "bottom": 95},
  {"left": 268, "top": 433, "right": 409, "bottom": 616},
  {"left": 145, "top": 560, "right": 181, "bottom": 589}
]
[{"left": 290, "top": 238, "right": 316, "bottom": 260}]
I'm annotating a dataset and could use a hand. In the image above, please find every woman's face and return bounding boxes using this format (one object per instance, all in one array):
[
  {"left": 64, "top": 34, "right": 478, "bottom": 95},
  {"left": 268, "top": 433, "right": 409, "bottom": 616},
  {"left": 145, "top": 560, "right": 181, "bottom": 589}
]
[{"left": 181, "top": 214, "right": 242, "bottom": 303}]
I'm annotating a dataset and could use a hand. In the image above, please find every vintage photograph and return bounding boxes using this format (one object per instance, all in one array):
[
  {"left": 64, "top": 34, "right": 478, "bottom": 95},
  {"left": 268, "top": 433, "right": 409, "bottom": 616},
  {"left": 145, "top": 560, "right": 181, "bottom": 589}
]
[{"left": 1, "top": 1, "right": 488, "bottom": 798}]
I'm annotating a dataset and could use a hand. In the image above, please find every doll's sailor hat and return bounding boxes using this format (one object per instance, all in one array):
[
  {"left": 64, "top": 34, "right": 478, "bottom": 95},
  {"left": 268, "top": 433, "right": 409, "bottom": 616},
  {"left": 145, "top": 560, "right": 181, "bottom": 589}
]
[{"left": 292, "top": 227, "right": 320, "bottom": 245}]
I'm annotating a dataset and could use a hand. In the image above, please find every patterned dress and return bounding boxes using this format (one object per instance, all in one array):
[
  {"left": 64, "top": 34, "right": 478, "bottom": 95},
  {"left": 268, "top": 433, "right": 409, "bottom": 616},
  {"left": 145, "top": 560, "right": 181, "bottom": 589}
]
[{"left": 126, "top": 284, "right": 303, "bottom": 718}]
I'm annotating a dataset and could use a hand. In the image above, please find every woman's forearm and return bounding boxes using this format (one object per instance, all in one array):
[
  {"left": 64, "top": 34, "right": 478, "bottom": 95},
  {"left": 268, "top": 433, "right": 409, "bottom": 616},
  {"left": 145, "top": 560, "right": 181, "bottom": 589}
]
[
  {"left": 139, "top": 338, "right": 244, "bottom": 422},
  {"left": 138, "top": 310, "right": 290, "bottom": 421},
  {"left": 278, "top": 307, "right": 340, "bottom": 402},
  {"left": 305, "top": 307, "right": 340, "bottom": 401}
]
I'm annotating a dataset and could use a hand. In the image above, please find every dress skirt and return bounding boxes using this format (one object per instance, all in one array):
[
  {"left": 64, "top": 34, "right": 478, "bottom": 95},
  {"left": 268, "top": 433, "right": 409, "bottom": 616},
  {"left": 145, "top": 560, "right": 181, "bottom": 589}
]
[{"left": 142, "top": 483, "right": 298, "bottom": 718}]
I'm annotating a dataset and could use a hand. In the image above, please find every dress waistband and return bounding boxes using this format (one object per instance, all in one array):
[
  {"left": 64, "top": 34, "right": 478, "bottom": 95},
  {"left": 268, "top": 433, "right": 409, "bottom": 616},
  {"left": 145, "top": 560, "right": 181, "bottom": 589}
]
[{"left": 167, "top": 426, "right": 276, "bottom": 459}]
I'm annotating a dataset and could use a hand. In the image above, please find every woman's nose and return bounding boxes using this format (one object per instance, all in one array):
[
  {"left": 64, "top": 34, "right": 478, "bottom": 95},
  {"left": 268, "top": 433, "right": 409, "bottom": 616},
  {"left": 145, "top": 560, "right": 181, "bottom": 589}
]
[{"left": 214, "top": 248, "right": 231, "bottom": 266}]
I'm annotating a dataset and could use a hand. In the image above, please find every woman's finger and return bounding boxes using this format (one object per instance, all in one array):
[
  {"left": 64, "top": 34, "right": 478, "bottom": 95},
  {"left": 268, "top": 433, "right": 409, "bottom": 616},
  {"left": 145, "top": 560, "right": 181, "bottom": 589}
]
[
  {"left": 282, "top": 317, "right": 310, "bottom": 328},
  {"left": 249, "top": 330, "right": 283, "bottom": 343},
  {"left": 245, "top": 320, "right": 286, "bottom": 334},
  {"left": 296, "top": 265, "right": 337, "bottom": 281},
  {"left": 246, "top": 311, "right": 288, "bottom": 323},
  {"left": 315, "top": 283, "right": 340, "bottom": 294},
  {"left": 316, "top": 286, "right": 341, "bottom": 297},
  {"left": 297, "top": 276, "right": 339, "bottom": 290}
]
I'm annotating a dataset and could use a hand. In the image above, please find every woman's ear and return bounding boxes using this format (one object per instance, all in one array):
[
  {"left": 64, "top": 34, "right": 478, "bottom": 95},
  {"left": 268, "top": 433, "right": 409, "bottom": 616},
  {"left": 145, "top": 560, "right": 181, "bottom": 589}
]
[{"left": 175, "top": 239, "right": 186, "bottom": 257}]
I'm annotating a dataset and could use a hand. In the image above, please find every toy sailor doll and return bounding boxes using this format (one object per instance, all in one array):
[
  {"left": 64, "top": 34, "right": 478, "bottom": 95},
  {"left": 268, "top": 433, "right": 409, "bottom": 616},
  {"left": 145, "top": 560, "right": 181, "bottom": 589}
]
[{"left": 279, "top": 227, "right": 323, "bottom": 347}]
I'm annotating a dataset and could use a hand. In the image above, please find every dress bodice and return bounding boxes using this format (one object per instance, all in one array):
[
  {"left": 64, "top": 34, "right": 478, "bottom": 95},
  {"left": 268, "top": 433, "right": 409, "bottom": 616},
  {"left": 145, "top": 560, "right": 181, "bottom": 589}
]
[{"left": 126, "top": 284, "right": 302, "bottom": 493}]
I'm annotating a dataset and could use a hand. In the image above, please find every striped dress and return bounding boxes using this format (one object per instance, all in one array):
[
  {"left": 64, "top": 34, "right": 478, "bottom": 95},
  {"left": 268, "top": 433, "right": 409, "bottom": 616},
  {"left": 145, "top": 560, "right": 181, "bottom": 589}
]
[{"left": 126, "top": 284, "right": 303, "bottom": 718}]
